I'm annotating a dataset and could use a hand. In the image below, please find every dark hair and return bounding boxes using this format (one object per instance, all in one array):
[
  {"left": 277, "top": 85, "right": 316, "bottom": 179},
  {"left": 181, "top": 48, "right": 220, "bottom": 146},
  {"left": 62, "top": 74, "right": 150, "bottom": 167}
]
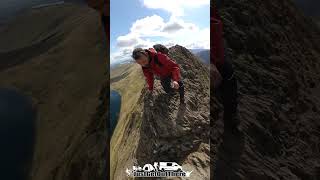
[{"left": 132, "top": 48, "right": 146, "bottom": 60}]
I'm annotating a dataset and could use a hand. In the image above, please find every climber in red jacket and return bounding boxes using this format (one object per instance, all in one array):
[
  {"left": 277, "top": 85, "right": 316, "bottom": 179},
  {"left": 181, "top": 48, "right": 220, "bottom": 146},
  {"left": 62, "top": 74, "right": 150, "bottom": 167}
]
[
  {"left": 212, "top": 3, "right": 240, "bottom": 133},
  {"left": 132, "top": 47, "right": 185, "bottom": 104},
  {"left": 211, "top": 7, "right": 224, "bottom": 68}
]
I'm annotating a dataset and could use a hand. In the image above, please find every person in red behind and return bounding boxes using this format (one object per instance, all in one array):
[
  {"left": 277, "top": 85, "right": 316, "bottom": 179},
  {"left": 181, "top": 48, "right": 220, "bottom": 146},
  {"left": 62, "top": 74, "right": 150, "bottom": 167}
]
[
  {"left": 132, "top": 46, "right": 185, "bottom": 104},
  {"left": 212, "top": 2, "right": 240, "bottom": 133}
]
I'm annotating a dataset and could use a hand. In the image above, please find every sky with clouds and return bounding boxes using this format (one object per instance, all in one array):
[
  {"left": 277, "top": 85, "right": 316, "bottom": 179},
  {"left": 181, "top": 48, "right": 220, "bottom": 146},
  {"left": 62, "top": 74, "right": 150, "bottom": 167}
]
[{"left": 110, "top": 0, "right": 210, "bottom": 64}]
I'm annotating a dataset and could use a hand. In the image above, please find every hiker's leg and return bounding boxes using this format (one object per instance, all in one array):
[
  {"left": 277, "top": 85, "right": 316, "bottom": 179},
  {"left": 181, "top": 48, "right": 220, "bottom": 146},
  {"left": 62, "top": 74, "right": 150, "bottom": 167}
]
[
  {"left": 178, "top": 80, "right": 185, "bottom": 101},
  {"left": 217, "top": 60, "right": 239, "bottom": 130},
  {"left": 221, "top": 76, "right": 238, "bottom": 129},
  {"left": 160, "top": 76, "right": 173, "bottom": 94}
]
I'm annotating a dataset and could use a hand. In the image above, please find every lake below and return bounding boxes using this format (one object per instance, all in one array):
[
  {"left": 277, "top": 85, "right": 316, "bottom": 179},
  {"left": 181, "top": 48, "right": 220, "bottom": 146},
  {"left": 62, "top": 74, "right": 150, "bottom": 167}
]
[
  {"left": 110, "top": 90, "right": 121, "bottom": 134},
  {"left": 0, "top": 88, "right": 35, "bottom": 178}
]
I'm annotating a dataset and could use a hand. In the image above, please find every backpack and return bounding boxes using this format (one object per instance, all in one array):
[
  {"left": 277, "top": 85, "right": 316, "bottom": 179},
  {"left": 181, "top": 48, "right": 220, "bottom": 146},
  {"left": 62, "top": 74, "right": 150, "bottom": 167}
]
[
  {"left": 153, "top": 44, "right": 169, "bottom": 55},
  {"left": 145, "top": 44, "right": 169, "bottom": 67},
  {"left": 147, "top": 44, "right": 169, "bottom": 67},
  {"left": 146, "top": 49, "right": 162, "bottom": 67}
]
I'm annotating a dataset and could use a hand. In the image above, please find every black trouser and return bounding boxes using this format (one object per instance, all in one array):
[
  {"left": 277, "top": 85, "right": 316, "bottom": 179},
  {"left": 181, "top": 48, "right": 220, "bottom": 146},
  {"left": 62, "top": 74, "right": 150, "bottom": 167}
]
[
  {"left": 160, "top": 75, "right": 185, "bottom": 100},
  {"left": 216, "top": 60, "right": 239, "bottom": 129}
]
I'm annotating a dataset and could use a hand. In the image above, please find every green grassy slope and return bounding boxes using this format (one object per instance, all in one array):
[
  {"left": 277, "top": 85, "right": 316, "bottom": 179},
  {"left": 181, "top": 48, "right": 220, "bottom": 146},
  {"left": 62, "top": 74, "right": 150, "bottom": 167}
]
[{"left": 110, "top": 63, "right": 145, "bottom": 179}]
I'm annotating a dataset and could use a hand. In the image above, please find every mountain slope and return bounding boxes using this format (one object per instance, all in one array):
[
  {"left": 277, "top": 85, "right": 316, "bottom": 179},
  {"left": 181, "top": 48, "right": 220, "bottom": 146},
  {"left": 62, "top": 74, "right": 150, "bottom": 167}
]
[
  {"left": 212, "top": 0, "right": 320, "bottom": 179},
  {"left": 110, "top": 63, "right": 145, "bottom": 179},
  {"left": 111, "top": 45, "right": 210, "bottom": 179},
  {"left": 0, "top": 4, "right": 107, "bottom": 180}
]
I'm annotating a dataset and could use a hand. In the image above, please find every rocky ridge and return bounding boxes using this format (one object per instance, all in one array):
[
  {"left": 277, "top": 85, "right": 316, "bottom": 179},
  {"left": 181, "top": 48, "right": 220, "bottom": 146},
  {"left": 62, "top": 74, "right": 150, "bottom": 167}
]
[{"left": 111, "top": 45, "right": 210, "bottom": 179}]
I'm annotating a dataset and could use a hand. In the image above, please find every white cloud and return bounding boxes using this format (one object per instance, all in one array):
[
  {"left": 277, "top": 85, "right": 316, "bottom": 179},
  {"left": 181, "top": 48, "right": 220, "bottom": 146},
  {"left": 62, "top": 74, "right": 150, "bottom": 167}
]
[
  {"left": 115, "top": 15, "right": 203, "bottom": 48},
  {"left": 110, "top": 50, "right": 130, "bottom": 64},
  {"left": 162, "top": 22, "right": 184, "bottom": 33},
  {"left": 111, "top": 36, "right": 154, "bottom": 64},
  {"left": 116, "top": 34, "right": 140, "bottom": 47},
  {"left": 163, "top": 27, "right": 210, "bottom": 49},
  {"left": 116, "top": 33, "right": 154, "bottom": 49},
  {"left": 161, "top": 18, "right": 198, "bottom": 33},
  {"left": 142, "top": 0, "right": 209, "bottom": 16},
  {"left": 110, "top": 0, "right": 210, "bottom": 64},
  {"left": 130, "top": 15, "right": 165, "bottom": 36}
]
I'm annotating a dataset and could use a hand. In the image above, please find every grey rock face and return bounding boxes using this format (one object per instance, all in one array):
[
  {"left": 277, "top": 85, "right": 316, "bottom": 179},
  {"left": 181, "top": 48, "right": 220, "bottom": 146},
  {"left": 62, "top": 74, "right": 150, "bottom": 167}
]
[{"left": 212, "top": 0, "right": 320, "bottom": 179}]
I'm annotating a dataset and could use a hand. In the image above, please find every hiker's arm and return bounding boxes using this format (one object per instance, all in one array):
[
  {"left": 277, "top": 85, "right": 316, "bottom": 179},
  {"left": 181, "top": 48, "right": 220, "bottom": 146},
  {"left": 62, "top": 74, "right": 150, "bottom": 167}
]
[
  {"left": 158, "top": 54, "right": 181, "bottom": 81},
  {"left": 212, "top": 64, "right": 222, "bottom": 88},
  {"left": 211, "top": 17, "right": 225, "bottom": 66},
  {"left": 142, "top": 68, "right": 154, "bottom": 91}
]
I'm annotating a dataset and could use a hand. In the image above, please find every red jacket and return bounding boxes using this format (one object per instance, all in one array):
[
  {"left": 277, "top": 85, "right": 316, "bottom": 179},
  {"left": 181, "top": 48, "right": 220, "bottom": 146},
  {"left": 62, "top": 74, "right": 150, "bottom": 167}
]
[
  {"left": 142, "top": 48, "right": 181, "bottom": 91},
  {"left": 211, "top": 7, "right": 225, "bottom": 66}
]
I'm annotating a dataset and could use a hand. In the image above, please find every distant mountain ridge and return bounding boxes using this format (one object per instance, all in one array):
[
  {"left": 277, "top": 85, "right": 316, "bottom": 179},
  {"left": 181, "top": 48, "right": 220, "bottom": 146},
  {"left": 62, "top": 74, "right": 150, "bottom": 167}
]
[
  {"left": 190, "top": 48, "right": 207, "bottom": 54},
  {"left": 195, "top": 50, "right": 210, "bottom": 64}
]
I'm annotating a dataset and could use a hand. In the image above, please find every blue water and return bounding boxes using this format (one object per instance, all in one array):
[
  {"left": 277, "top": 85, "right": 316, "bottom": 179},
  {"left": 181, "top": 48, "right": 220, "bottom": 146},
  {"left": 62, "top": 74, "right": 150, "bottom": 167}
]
[{"left": 110, "top": 90, "right": 121, "bottom": 134}]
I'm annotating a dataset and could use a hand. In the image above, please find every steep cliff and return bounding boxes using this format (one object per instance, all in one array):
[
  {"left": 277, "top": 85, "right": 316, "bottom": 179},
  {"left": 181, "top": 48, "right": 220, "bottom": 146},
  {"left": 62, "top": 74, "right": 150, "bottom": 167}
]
[
  {"left": 0, "top": 4, "right": 107, "bottom": 180},
  {"left": 212, "top": 0, "right": 320, "bottom": 179},
  {"left": 111, "top": 45, "right": 210, "bottom": 179}
]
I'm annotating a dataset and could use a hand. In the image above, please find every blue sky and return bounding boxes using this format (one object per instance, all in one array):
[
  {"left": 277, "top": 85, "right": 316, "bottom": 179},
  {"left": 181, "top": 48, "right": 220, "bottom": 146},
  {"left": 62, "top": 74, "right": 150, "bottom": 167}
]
[{"left": 110, "top": 0, "right": 210, "bottom": 64}]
